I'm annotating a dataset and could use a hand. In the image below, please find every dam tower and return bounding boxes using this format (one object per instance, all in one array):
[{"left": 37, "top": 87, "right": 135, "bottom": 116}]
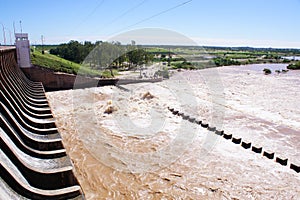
[{"left": 15, "top": 32, "right": 31, "bottom": 68}]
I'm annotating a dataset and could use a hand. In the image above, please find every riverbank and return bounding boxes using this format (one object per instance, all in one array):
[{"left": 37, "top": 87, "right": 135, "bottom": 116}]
[{"left": 46, "top": 63, "right": 299, "bottom": 199}]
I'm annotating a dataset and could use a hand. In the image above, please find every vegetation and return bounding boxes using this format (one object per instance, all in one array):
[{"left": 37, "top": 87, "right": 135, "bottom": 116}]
[
  {"left": 31, "top": 50, "right": 103, "bottom": 77},
  {"left": 49, "top": 40, "right": 94, "bottom": 63},
  {"left": 32, "top": 40, "right": 155, "bottom": 78},
  {"left": 154, "top": 68, "right": 170, "bottom": 79},
  {"left": 212, "top": 57, "right": 241, "bottom": 66},
  {"left": 32, "top": 50, "right": 79, "bottom": 74},
  {"left": 172, "top": 61, "right": 194, "bottom": 69},
  {"left": 275, "top": 70, "right": 281, "bottom": 73},
  {"left": 287, "top": 61, "right": 300, "bottom": 70},
  {"left": 32, "top": 42, "right": 300, "bottom": 77},
  {"left": 145, "top": 45, "right": 300, "bottom": 66},
  {"left": 50, "top": 40, "right": 153, "bottom": 71},
  {"left": 263, "top": 68, "right": 272, "bottom": 75}
]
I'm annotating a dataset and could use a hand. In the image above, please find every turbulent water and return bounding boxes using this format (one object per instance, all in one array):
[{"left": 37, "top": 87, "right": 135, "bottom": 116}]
[{"left": 46, "top": 64, "right": 300, "bottom": 199}]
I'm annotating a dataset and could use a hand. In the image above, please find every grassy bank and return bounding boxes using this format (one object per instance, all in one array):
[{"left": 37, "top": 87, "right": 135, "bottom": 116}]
[{"left": 30, "top": 50, "right": 118, "bottom": 77}]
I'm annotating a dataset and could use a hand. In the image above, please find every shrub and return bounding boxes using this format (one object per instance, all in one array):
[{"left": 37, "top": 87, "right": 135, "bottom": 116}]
[
  {"left": 154, "top": 69, "right": 169, "bottom": 79},
  {"left": 263, "top": 68, "right": 271, "bottom": 75},
  {"left": 287, "top": 61, "right": 300, "bottom": 70},
  {"left": 282, "top": 59, "right": 290, "bottom": 63},
  {"left": 172, "top": 61, "right": 196, "bottom": 69},
  {"left": 213, "top": 57, "right": 240, "bottom": 66}
]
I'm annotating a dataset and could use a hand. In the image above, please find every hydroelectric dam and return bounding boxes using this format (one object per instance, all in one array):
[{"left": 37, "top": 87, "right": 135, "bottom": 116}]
[{"left": 0, "top": 46, "right": 85, "bottom": 199}]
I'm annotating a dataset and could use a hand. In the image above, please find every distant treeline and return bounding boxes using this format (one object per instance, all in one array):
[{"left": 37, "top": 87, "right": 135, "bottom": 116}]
[
  {"left": 47, "top": 41, "right": 300, "bottom": 71},
  {"left": 143, "top": 44, "right": 300, "bottom": 54},
  {"left": 50, "top": 41, "right": 95, "bottom": 63},
  {"left": 49, "top": 40, "right": 153, "bottom": 70}
]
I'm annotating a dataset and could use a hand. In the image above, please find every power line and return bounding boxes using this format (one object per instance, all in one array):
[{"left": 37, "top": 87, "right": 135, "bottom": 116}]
[
  {"left": 83, "top": 0, "right": 105, "bottom": 22},
  {"left": 69, "top": 0, "right": 105, "bottom": 36},
  {"left": 93, "top": 0, "right": 148, "bottom": 36},
  {"left": 105, "top": 0, "right": 148, "bottom": 26},
  {"left": 111, "top": 0, "right": 192, "bottom": 36}
]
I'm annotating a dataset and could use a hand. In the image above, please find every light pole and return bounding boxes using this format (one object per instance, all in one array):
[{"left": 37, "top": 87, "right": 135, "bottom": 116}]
[
  {"left": 41, "top": 35, "right": 44, "bottom": 54},
  {"left": 8, "top": 30, "right": 12, "bottom": 45},
  {"left": 4, "top": 28, "right": 12, "bottom": 45},
  {"left": 1, "top": 23, "right": 6, "bottom": 45}
]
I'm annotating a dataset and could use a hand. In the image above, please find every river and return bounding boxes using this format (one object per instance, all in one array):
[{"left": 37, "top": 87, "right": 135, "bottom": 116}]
[{"left": 46, "top": 63, "right": 300, "bottom": 199}]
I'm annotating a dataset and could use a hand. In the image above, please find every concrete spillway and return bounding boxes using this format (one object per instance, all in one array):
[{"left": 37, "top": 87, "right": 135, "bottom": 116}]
[{"left": 0, "top": 47, "right": 85, "bottom": 199}]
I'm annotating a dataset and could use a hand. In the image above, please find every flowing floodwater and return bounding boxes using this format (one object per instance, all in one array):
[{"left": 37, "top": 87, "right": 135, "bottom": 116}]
[
  {"left": 46, "top": 64, "right": 300, "bottom": 199},
  {"left": 282, "top": 56, "right": 300, "bottom": 61},
  {"left": 236, "top": 63, "right": 288, "bottom": 71}
]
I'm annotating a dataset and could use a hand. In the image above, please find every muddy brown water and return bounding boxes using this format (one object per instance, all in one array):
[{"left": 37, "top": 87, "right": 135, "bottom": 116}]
[{"left": 47, "top": 64, "right": 299, "bottom": 199}]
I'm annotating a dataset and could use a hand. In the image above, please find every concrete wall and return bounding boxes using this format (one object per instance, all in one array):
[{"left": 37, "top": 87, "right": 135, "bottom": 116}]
[
  {"left": 22, "top": 65, "right": 163, "bottom": 92},
  {"left": 21, "top": 65, "right": 94, "bottom": 91}
]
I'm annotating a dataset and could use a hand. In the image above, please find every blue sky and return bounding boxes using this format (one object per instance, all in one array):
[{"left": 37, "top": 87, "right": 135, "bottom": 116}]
[{"left": 1, "top": 0, "right": 300, "bottom": 48}]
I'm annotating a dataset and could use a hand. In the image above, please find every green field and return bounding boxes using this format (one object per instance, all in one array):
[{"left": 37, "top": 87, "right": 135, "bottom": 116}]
[{"left": 143, "top": 45, "right": 300, "bottom": 70}]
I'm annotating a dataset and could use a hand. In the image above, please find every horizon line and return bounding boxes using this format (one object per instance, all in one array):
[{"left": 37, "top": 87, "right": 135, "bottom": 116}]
[{"left": 29, "top": 43, "right": 300, "bottom": 50}]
